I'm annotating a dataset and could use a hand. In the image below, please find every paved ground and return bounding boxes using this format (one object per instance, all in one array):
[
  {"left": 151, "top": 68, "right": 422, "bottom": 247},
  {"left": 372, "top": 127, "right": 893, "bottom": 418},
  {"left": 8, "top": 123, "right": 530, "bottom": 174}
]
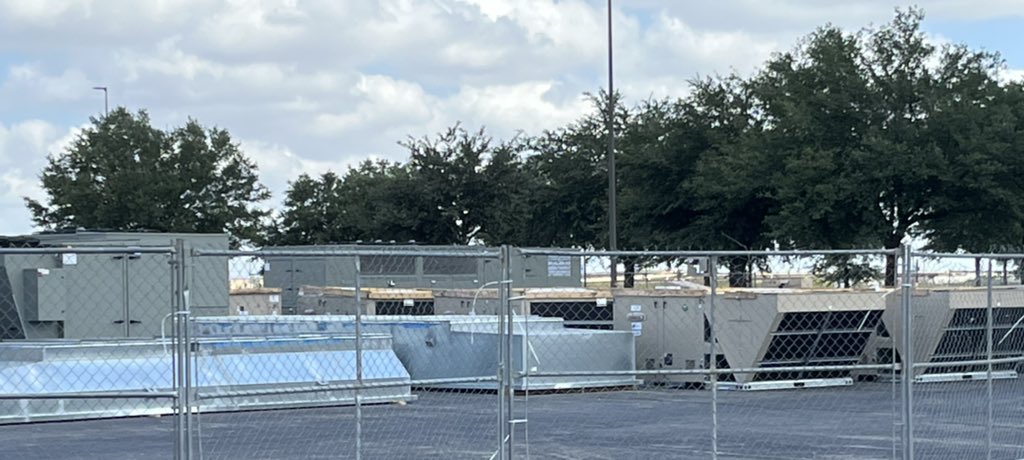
[{"left": 3, "top": 381, "right": 1023, "bottom": 459}]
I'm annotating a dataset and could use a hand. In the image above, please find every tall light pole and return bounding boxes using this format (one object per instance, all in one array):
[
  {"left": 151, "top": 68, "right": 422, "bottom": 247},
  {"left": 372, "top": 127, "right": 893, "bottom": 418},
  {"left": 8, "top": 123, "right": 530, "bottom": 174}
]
[
  {"left": 606, "top": 0, "right": 618, "bottom": 288},
  {"left": 93, "top": 86, "right": 108, "bottom": 116}
]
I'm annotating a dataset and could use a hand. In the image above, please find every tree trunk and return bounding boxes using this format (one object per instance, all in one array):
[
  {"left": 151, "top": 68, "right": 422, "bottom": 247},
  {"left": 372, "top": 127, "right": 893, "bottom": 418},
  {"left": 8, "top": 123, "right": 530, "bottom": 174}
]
[
  {"left": 974, "top": 257, "right": 982, "bottom": 287},
  {"left": 884, "top": 254, "right": 897, "bottom": 287},
  {"left": 624, "top": 260, "right": 636, "bottom": 288},
  {"left": 728, "top": 256, "right": 749, "bottom": 287}
]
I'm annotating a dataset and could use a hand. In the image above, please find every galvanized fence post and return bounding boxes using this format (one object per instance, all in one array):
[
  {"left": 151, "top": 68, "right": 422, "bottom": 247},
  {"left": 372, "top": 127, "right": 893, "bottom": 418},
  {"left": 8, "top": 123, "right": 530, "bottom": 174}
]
[
  {"left": 172, "top": 243, "right": 184, "bottom": 460},
  {"left": 900, "top": 244, "right": 914, "bottom": 460},
  {"left": 496, "top": 246, "right": 507, "bottom": 459},
  {"left": 355, "top": 256, "right": 364, "bottom": 460},
  {"left": 985, "top": 258, "right": 994, "bottom": 460},
  {"left": 708, "top": 255, "right": 719, "bottom": 460},
  {"left": 174, "top": 239, "right": 193, "bottom": 460},
  {"left": 499, "top": 244, "right": 514, "bottom": 459}
]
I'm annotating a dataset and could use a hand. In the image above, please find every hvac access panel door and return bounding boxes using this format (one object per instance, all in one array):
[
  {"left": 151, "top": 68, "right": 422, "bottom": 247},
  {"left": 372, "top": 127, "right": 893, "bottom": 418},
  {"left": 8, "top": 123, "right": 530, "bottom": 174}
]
[
  {"left": 617, "top": 296, "right": 704, "bottom": 384},
  {"left": 126, "top": 253, "right": 172, "bottom": 337},
  {"left": 660, "top": 297, "right": 705, "bottom": 381},
  {"left": 290, "top": 259, "right": 327, "bottom": 306},
  {"left": 264, "top": 259, "right": 326, "bottom": 308},
  {"left": 63, "top": 254, "right": 126, "bottom": 338}
]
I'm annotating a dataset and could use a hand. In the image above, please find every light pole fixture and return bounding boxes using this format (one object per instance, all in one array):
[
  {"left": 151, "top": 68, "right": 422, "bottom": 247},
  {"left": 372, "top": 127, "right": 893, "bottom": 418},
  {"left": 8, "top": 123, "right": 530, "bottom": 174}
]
[
  {"left": 606, "top": 0, "right": 618, "bottom": 288},
  {"left": 92, "top": 86, "right": 108, "bottom": 116}
]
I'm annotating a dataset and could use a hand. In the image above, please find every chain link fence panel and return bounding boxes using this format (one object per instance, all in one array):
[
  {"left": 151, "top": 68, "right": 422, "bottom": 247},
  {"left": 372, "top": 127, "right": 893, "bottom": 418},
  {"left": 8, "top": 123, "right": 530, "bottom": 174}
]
[
  {"left": 190, "top": 248, "right": 502, "bottom": 459},
  {"left": 0, "top": 242, "right": 180, "bottom": 459},
  {"left": 509, "top": 250, "right": 903, "bottom": 459},
  {"left": 711, "top": 252, "right": 900, "bottom": 459},
  {"left": 909, "top": 254, "right": 1024, "bottom": 460}
]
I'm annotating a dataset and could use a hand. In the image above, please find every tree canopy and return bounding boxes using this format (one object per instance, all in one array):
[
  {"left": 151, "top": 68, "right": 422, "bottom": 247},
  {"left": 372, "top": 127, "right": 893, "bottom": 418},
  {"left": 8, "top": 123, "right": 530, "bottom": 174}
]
[
  {"left": 26, "top": 108, "right": 271, "bottom": 246},
  {"left": 266, "top": 9, "right": 1024, "bottom": 287},
  {"left": 32, "top": 9, "right": 1024, "bottom": 288}
]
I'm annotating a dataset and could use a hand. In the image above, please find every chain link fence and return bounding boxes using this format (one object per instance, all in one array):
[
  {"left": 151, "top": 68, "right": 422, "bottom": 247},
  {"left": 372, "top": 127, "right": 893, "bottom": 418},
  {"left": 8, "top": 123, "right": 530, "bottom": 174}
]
[
  {"left": 0, "top": 240, "right": 185, "bottom": 459},
  {"left": 187, "top": 247, "right": 503, "bottom": 459},
  {"left": 510, "top": 249, "right": 903, "bottom": 459},
  {"left": 1, "top": 242, "right": 1023, "bottom": 459},
  {"left": 907, "top": 253, "right": 1024, "bottom": 460}
]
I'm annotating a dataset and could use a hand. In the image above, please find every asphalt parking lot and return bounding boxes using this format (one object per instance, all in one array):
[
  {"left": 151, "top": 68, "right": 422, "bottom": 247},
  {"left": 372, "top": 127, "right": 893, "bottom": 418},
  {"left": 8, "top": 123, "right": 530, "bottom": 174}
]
[{"left": 3, "top": 381, "right": 1023, "bottom": 459}]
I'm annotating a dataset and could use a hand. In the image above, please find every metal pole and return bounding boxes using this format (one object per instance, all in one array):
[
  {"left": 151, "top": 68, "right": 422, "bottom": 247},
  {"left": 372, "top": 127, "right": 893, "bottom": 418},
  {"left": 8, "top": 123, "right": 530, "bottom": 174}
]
[
  {"left": 986, "top": 258, "right": 994, "bottom": 460},
  {"left": 900, "top": 244, "right": 914, "bottom": 460},
  {"left": 606, "top": 0, "right": 618, "bottom": 288},
  {"left": 93, "top": 86, "right": 108, "bottom": 116},
  {"left": 174, "top": 239, "right": 193, "bottom": 460},
  {"left": 122, "top": 256, "right": 130, "bottom": 337},
  {"left": 708, "top": 255, "right": 719, "bottom": 460},
  {"left": 354, "top": 257, "right": 363, "bottom": 460},
  {"left": 173, "top": 247, "right": 184, "bottom": 460},
  {"left": 181, "top": 240, "right": 193, "bottom": 459},
  {"left": 497, "top": 245, "right": 509, "bottom": 456},
  {"left": 501, "top": 245, "right": 514, "bottom": 459}
]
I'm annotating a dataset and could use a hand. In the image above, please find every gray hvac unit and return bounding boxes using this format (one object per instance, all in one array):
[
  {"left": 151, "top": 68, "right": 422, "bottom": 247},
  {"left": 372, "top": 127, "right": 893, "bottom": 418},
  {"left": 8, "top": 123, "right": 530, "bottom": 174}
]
[
  {"left": 882, "top": 287, "right": 1024, "bottom": 377},
  {"left": 295, "top": 286, "right": 435, "bottom": 316},
  {"left": 613, "top": 289, "right": 708, "bottom": 385},
  {"left": 0, "top": 231, "right": 229, "bottom": 340},
  {"left": 261, "top": 245, "right": 582, "bottom": 310},
  {"left": 713, "top": 290, "right": 886, "bottom": 384}
]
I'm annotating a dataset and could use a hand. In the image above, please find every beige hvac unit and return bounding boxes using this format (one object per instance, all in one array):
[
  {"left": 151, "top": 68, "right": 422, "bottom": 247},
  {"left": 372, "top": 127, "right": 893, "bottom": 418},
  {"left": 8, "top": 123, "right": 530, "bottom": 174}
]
[
  {"left": 433, "top": 288, "right": 614, "bottom": 329},
  {"left": 522, "top": 288, "right": 613, "bottom": 330},
  {"left": 295, "top": 286, "right": 435, "bottom": 316},
  {"left": 713, "top": 289, "right": 886, "bottom": 384},
  {"left": 229, "top": 287, "right": 283, "bottom": 315},
  {"left": 432, "top": 288, "right": 505, "bottom": 315},
  {"left": 613, "top": 289, "right": 708, "bottom": 385},
  {"left": 882, "top": 286, "right": 1024, "bottom": 379}
]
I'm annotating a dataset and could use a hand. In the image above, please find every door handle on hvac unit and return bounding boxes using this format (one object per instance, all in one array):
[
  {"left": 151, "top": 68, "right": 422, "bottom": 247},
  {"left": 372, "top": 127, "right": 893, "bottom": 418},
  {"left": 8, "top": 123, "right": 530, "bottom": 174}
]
[
  {"left": 113, "top": 320, "right": 125, "bottom": 324},
  {"left": 113, "top": 320, "right": 142, "bottom": 324}
]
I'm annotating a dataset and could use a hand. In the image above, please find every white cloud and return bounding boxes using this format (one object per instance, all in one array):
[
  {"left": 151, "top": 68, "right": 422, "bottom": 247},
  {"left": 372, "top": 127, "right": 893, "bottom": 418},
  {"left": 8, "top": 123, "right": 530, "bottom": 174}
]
[
  {"left": 643, "top": 12, "right": 780, "bottom": 77},
  {"left": 1002, "top": 68, "right": 1024, "bottom": 83},
  {"left": 4, "top": 65, "right": 94, "bottom": 102},
  {"left": 312, "top": 74, "right": 437, "bottom": 136},
  {"left": 196, "top": 0, "right": 307, "bottom": 53},
  {"left": 447, "top": 81, "right": 590, "bottom": 136},
  {"left": 0, "top": 120, "right": 74, "bottom": 235},
  {"left": 239, "top": 138, "right": 355, "bottom": 198}
]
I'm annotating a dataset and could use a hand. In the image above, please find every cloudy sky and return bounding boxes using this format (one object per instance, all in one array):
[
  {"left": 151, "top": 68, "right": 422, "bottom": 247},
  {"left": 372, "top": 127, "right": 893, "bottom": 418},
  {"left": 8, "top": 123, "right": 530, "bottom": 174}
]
[{"left": 1, "top": 0, "right": 1022, "bottom": 236}]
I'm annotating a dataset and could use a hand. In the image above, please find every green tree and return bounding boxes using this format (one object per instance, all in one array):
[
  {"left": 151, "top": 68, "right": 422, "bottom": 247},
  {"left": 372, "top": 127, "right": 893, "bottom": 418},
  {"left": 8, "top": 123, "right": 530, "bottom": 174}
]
[
  {"left": 685, "top": 76, "right": 777, "bottom": 286},
  {"left": 267, "top": 171, "right": 349, "bottom": 245},
  {"left": 523, "top": 93, "right": 621, "bottom": 250},
  {"left": 472, "top": 137, "right": 539, "bottom": 246},
  {"left": 922, "top": 48, "right": 1024, "bottom": 282},
  {"left": 400, "top": 125, "right": 499, "bottom": 244},
  {"left": 616, "top": 97, "right": 708, "bottom": 285},
  {"left": 268, "top": 124, "right": 535, "bottom": 247},
  {"left": 747, "top": 9, "right": 1023, "bottom": 286},
  {"left": 25, "top": 108, "right": 270, "bottom": 246},
  {"left": 268, "top": 160, "right": 417, "bottom": 245}
]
